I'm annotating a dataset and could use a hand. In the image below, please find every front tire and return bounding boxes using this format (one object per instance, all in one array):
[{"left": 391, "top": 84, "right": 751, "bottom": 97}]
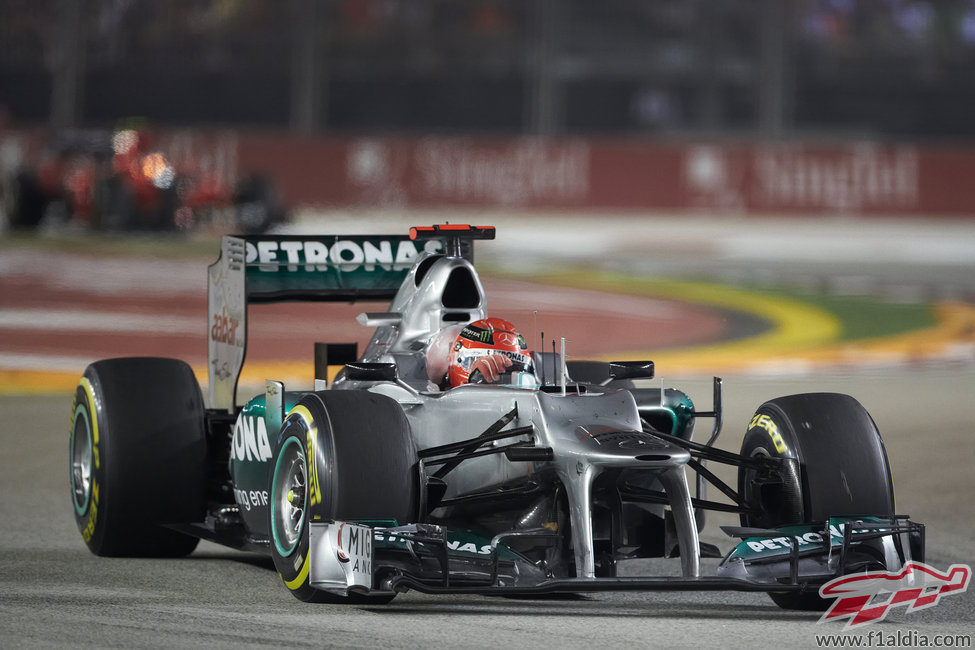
[
  {"left": 738, "top": 393, "right": 894, "bottom": 610},
  {"left": 70, "top": 358, "right": 206, "bottom": 557},
  {"left": 268, "top": 390, "right": 417, "bottom": 603}
]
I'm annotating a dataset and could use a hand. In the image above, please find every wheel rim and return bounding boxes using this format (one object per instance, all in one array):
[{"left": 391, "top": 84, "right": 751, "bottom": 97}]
[
  {"left": 271, "top": 438, "right": 307, "bottom": 557},
  {"left": 743, "top": 446, "right": 803, "bottom": 528},
  {"left": 741, "top": 447, "right": 770, "bottom": 527},
  {"left": 70, "top": 405, "right": 93, "bottom": 516}
]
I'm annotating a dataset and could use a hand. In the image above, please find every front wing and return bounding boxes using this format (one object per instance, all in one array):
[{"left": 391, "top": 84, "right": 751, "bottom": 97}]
[{"left": 307, "top": 516, "right": 924, "bottom": 598}]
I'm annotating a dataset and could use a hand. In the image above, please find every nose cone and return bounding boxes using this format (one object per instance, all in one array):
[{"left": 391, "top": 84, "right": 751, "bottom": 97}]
[{"left": 574, "top": 426, "right": 690, "bottom": 467}]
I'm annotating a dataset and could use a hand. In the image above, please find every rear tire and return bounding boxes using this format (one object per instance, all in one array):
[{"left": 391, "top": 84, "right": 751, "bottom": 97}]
[
  {"left": 70, "top": 358, "right": 206, "bottom": 557},
  {"left": 738, "top": 393, "right": 894, "bottom": 610},
  {"left": 268, "top": 390, "right": 417, "bottom": 603}
]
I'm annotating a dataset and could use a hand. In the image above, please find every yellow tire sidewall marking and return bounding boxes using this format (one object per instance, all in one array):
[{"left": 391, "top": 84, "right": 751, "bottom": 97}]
[
  {"left": 279, "top": 403, "right": 320, "bottom": 591},
  {"left": 76, "top": 377, "right": 101, "bottom": 541},
  {"left": 290, "top": 404, "right": 323, "bottom": 509},
  {"left": 283, "top": 555, "right": 311, "bottom": 590},
  {"left": 749, "top": 413, "right": 787, "bottom": 454}
]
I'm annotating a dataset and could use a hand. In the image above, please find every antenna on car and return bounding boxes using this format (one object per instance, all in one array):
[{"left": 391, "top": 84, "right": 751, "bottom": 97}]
[
  {"left": 539, "top": 330, "right": 546, "bottom": 387},
  {"left": 560, "top": 337, "right": 568, "bottom": 396},
  {"left": 533, "top": 310, "right": 538, "bottom": 352},
  {"left": 551, "top": 339, "right": 557, "bottom": 390}
]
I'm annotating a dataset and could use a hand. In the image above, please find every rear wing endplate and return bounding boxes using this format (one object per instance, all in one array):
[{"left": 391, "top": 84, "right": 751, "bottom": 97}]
[{"left": 206, "top": 234, "right": 447, "bottom": 410}]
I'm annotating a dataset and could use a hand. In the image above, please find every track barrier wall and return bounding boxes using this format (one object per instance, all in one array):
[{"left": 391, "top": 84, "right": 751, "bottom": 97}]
[
  {"left": 245, "top": 136, "right": 975, "bottom": 215},
  {"left": 7, "top": 129, "right": 975, "bottom": 215}
]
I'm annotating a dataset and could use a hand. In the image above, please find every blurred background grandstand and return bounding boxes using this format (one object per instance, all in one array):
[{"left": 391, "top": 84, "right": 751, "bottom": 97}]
[
  {"left": 2, "top": 0, "right": 975, "bottom": 229},
  {"left": 4, "top": 0, "right": 975, "bottom": 137}
]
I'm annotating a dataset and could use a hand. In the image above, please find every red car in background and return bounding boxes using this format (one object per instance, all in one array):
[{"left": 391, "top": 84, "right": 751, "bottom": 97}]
[{"left": 9, "top": 127, "right": 285, "bottom": 234}]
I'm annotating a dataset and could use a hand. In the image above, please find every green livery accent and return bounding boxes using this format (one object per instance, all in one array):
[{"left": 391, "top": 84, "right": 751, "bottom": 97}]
[
  {"left": 371, "top": 527, "right": 526, "bottom": 563},
  {"left": 228, "top": 391, "right": 306, "bottom": 537},
  {"left": 235, "top": 392, "right": 303, "bottom": 434},
  {"left": 633, "top": 388, "right": 695, "bottom": 438},
  {"left": 242, "top": 235, "right": 445, "bottom": 299},
  {"left": 725, "top": 516, "right": 894, "bottom": 562},
  {"left": 669, "top": 391, "right": 696, "bottom": 438}
]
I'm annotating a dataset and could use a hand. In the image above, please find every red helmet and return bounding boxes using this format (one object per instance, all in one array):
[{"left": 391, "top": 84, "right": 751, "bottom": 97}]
[{"left": 447, "top": 318, "right": 535, "bottom": 387}]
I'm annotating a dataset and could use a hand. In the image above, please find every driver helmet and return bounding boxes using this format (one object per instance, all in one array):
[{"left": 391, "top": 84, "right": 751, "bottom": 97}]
[{"left": 447, "top": 317, "right": 535, "bottom": 387}]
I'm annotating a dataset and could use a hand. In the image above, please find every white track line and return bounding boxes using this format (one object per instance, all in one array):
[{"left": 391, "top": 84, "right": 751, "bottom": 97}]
[
  {"left": 0, "top": 309, "right": 203, "bottom": 334},
  {"left": 0, "top": 352, "right": 99, "bottom": 372},
  {"left": 0, "top": 250, "right": 206, "bottom": 296}
]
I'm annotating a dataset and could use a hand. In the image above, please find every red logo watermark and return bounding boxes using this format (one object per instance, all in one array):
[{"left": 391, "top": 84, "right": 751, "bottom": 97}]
[{"left": 818, "top": 562, "right": 971, "bottom": 628}]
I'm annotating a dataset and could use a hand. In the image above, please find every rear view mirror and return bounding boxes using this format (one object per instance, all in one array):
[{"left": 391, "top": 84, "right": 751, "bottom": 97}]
[
  {"left": 608, "top": 361, "right": 655, "bottom": 381},
  {"left": 344, "top": 362, "right": 398, "bottom": 382}
]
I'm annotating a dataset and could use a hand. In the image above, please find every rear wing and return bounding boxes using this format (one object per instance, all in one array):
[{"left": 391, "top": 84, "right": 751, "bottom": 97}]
[{"left": 207, "top": 234, "right": 448, "bottom": 410}]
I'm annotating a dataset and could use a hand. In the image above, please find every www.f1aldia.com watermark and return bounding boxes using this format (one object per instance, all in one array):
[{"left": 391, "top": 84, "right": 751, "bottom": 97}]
[
  {"left": 817, "top": 562, "right": 970, "bottom": 629},
  {"left": 815, "top": 629, "right": 972, "bottom": 648}
]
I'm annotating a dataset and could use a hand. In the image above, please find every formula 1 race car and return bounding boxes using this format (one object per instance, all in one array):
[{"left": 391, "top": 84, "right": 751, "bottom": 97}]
[{"left": 68, "top": 225, "right": 924, "bottom": 609}]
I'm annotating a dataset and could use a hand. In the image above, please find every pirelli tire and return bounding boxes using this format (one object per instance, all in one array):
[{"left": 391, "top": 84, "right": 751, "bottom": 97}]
[
  {"left": 738, "top": 393, "right": 894, "bottom": 611},
  {"left": 268, "top": 390, "right": 418, "bottom": 604},
  {"left": 69, "top": 358, "right": 206, "bottom": 557}
]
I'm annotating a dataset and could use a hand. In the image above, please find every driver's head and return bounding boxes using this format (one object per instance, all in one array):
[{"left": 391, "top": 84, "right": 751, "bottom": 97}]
[{"left": 447, "top": 318, "right": 535, "bottom": 387}]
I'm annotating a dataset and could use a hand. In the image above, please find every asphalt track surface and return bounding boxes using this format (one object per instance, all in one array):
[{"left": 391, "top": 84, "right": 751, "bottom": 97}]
[
  {"left": 2, "top": 373, "right": 974, "bottom": 648},
  {"left": 2, "top": 215, "right": 975, "bottom": 647}
]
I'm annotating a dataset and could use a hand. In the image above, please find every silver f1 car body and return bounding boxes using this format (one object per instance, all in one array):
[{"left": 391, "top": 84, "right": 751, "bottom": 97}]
[{"left": 69, "top": 225, "right": 924, "bottom": 608}]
